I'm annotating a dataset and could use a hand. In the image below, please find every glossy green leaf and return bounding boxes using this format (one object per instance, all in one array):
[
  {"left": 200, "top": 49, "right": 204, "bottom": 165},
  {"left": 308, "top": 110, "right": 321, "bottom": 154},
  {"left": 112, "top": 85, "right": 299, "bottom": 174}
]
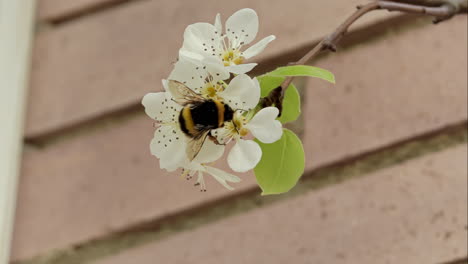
[
  {"left": 277, "top": 83, "right": 300, "bottom": 124},
  {"left": 266, "top": 65, "right": 335, "bottom": 83},
  {"left": 254, "top": 129, "right": 305, "bottom": 195},
  {"left": 257, "top": 75, "right": 301, "bottom": 124},
  {"left": 258, "top": 75, "right": 284, "bottom": 97}
]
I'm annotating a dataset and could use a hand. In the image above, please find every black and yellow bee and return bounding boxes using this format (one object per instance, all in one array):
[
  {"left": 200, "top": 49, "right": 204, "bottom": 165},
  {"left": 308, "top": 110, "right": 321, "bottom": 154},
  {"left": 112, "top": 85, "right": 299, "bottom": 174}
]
[{"left": 167, "top": 80, "right": 234, "bottom": 161}]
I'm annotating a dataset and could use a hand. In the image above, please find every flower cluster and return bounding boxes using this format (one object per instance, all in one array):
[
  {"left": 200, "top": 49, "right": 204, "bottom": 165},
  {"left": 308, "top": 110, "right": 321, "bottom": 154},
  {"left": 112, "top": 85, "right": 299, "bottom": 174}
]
[{"left": 142, "top": 8, "right": 281, "bottom": 191}]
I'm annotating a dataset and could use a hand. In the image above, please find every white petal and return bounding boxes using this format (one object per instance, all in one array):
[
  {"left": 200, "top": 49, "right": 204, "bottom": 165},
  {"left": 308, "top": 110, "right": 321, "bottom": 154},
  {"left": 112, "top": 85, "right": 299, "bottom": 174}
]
[
  {"left": 169, "top": 58, "right": 205, "bottom": 92},
  {"left": 150, "top": 125, "right": 187, "bottom": 171},
  {"left": 142, "top": 92, "right": 180, "bottom": 122},
  {"left": 245, "top": 107, "right": 283, "bottom": 143},
  {"left": 214, "top": 13, "right": 222, "bottom": 33},
  {"left": 224, "top": 63, "right": 257, "bottom": 74},
  {"left": 210, "top": 127, "right": 231, "bottom": 145},
  {"left": 179, "top": 49, "right": 204, "bottom": 62},
  {"left": 228, "top": 139, "right": 262, "bottom": 172},
  {"left": 225, "top": 8, "right": 258, "bottom": 47},
  {"left": 182, "top": 22, "right": 223, "bottom": 59},
  {"left": 219, "top": 74, "right": 260, "bottom": 111},
  {"left": 203, "top": 57, "right": 230, "bottom": 82},
  {"left": 242, "top": 35, "right": 276, "bottom": 59},
  {"left": 205, "top": 166, "right": 241, "bottom": 190},
  {"left": 162, "top": 79, "right": 169, "bottom": 92},
  {"left": 169, "top": 56, "right": 229, "bottom": 93},
  {"left": 194, "top": 139, "right": 225, "bottom": 164}
]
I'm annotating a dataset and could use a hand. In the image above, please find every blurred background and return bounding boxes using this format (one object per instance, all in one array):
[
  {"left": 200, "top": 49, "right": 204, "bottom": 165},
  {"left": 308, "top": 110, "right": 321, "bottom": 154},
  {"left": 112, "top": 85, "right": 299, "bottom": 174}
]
[{"left": 8, "top": 0, "right": 468, "bottom": 263}]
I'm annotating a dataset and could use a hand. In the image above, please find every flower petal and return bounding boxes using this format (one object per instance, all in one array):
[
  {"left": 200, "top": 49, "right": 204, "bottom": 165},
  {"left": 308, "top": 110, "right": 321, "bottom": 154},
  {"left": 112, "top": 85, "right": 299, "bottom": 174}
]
[
  {"left": 219, "top": 74, "right": 260, "bottom": 110},
  {"left": 245, "top": 107, "right": 283, "bottom": 143},
  {"left": 228, "top": 139, "right": 262, "bottom": 172},
  {"left": 242, "top": 35, "right": 276, "bottom": 59},
  {"left": 203, "top": 57, "right": 230, "bottom": 82},
  {"left": 194, "top": 139, "right": 225, "bottom": 164},
  {"left": 169, "top": 56, "right": 229, "bottom": 94},
  {"left": 182, "top": 22, "right": 223, "bottom": 60},
  {"left": 205, "top": 166, "right": 241, "bottom": 190},
  {"left": 169, "top": 59, "right": 205, "bottom": 93},
  {"left": 178, "top": 49, "right": 204, "bottom": 62},
  {"left": 225, "top": 8, "right": 258, "bottom": 47},
  {"left": 150, "top": 125, "right": 187, "bottom": 171},
  {"left": 214, "top": 13, "right": 222, "bottom": 33},
  {"left": 142, "top": 92, "right": 180, "bottom": 122},
  {"left": 210, "top": 127, "right": 231, "bottom": 145},
  {"left": 224, "top": 63, "right": 257, "bottom": 74}
]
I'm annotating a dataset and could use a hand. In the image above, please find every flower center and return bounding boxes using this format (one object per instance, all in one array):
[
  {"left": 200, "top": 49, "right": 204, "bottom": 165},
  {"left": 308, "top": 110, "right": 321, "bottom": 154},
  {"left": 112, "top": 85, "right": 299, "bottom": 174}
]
[
  {"left": 225, "top": 113, "right": 249, "bottom": 138},
  {"left": 201, "top": 82, "right": 225, "bottom": 99},
  {"left": 221, "top": 49, "right": 244, "bottom": 66}
]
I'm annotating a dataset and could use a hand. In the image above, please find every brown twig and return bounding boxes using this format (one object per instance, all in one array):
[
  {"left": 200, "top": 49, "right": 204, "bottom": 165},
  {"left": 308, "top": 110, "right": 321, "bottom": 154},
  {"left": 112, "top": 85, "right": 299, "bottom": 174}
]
[{"left": 261, "top": 0, "right": 467, "bottom": 114}]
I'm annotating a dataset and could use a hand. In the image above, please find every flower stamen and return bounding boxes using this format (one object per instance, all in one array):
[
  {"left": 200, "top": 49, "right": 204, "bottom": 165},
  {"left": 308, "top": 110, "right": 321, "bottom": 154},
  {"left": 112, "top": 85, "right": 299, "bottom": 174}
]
[
  {"left": 196, "top": 172, "right": 207, "bottom": 192},
  {"left": 221, "top": 48, "right": 244, "bottom": 66},
  {"left": 201, "top": 82, "right": 225, "bottom": 99}
]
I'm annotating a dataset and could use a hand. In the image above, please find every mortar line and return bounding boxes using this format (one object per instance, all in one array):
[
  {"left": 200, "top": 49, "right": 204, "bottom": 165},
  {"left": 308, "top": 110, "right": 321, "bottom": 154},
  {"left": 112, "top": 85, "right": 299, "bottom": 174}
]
[
  {"left": 439, "top": 257, "right": 468, "bottom": 264},
  {"left": 41, "top": 0, "right": 144, "bottom": 25},
  {"left": 14, "top": 121, "right": 467, "bottom": 264}
]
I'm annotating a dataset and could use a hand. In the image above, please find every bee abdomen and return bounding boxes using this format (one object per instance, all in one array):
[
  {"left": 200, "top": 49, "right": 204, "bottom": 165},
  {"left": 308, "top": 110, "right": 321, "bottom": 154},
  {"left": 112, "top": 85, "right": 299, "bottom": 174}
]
[
  {"left": 179, "top": 107, "right": 198, "bottom": 137},
  {"left": 178, "top": 111, "right": 190, "bottom": 135}
]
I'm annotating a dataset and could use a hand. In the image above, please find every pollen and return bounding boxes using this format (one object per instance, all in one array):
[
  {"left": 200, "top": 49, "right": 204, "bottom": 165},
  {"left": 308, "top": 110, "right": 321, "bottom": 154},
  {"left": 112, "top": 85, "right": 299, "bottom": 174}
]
[
  {"left": 223, "top": 113, "right": 249, "bottom": 139},
  {"left": 239, "top": 127, "right": 249, "bottom": 137},
  {"left": 201, "top": 82, "right": 225, "bottom": 99},
  {"left": 221, "top": 49, "right": 244, "bottom": 66},
  {"left": 203, "top": 85, "right": 217, "bottom": 98}
]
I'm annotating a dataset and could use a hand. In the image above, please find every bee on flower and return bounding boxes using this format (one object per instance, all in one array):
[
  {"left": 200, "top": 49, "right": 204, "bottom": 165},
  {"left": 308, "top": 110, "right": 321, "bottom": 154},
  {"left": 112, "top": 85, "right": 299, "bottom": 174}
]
[{"left": 142, "top": 8, "right": 285, "bottom": 191}]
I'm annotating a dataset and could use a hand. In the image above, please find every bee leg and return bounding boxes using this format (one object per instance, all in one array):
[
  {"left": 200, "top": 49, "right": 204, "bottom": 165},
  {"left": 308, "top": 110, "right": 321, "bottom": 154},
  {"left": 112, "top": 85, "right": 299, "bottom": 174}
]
[{"left": 208, "top": 135, "right": 227, "bottom": 146}]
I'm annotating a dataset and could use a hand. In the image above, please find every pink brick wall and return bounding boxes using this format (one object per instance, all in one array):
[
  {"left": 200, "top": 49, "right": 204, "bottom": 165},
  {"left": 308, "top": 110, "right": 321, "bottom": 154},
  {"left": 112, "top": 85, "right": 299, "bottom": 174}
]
[{"left": 11, "top": 1, "right": 467, "bottom": 263}]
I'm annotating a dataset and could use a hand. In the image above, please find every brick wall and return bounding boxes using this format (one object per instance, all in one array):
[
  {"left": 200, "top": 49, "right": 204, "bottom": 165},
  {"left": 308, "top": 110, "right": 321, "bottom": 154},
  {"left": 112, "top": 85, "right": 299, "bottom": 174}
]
[{"left": 10, "top": 1, "right": 467, "bottom": 263}]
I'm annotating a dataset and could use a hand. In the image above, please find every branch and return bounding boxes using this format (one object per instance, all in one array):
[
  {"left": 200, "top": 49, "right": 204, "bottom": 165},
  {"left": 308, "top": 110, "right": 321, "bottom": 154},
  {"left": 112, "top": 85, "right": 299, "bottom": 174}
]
[{"left": 261, "top": 0, "right": 467, "bottom": 114}]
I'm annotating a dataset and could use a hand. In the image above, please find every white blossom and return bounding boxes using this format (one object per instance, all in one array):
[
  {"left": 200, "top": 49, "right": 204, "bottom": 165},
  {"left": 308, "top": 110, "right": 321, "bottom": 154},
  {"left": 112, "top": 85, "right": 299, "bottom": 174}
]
[
  {"left": 142, "top": 89, "right": 224, "bottom": 172},
  {"left": 180, "top": 8, "right": 275, "bottom": 74},
  {"left": 168, "top": 56, "right": 260, "bottom": 111},
  {"left": 181, "top": 161, "right": 241, "bottom": 191},
  {"left": 212, "top": 107, "right": 283, "bottom": 173}
]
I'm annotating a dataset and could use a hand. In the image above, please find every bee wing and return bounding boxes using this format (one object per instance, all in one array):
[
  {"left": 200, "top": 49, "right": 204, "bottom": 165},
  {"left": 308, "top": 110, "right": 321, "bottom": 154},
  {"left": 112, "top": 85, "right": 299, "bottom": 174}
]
[
  {"left": 186, "top": 130, "right": 210, "bottom": 161},
  {"left": 167, "top": 80, "right": 204, "bottom": 106}
]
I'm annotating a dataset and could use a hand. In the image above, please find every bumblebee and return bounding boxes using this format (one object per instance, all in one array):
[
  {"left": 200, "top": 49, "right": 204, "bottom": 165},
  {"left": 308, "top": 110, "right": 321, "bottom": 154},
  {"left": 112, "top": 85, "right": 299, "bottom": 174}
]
[{"left": 167, "top": 80, "right": 234, "bottom": 161}]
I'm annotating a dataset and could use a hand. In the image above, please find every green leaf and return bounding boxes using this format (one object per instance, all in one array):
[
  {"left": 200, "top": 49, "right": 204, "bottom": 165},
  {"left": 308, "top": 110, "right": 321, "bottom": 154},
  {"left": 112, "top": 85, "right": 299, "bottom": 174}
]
[
  {"left": 254, "top": 129, "right": 305, "bottom": 195},
  {"left": 257, "top": 75, "right": 301, "bottom": 124},
  {"left": 258, "top": 75, "right": 284, "bottom": 97},
  {"left": 266, "top": 65, "right": 335, "bottom": 84},
  {"left": 278, "top": 83, "right": 300, "bottom": 124}
]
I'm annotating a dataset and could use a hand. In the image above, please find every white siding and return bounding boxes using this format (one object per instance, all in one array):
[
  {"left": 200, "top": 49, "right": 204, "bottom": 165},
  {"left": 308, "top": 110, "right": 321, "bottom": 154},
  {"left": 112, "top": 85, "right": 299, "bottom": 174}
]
[{"left": 0, "top": 1, "right": 36, "bottom": 263}]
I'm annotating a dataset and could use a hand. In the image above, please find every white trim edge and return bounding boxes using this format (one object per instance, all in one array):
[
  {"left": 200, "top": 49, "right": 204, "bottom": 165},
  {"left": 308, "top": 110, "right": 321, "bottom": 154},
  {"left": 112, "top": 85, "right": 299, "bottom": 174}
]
[{"left": 0, "top": 1, "right": 36, "bottom": 263}]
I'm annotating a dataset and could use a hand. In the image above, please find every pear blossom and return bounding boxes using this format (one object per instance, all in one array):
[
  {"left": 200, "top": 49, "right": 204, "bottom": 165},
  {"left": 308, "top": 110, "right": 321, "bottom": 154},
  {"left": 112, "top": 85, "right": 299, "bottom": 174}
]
[
  {"left": 168, "top": 56, "right": 260, "bottom": 111},
  {"left": 180, "top": 8, "right": 275, "bottom": 74},
  {"left": 181, "top": 161, "right": 241, "bottom": 191},
  {"left": 212, "top": 107, "right": 283, "bottom": 173},
  {"left": 142, "top": 91, "right": 184, "bottom": 171},
  {"left": 179, "top": 138, "right": 241, "bottom": 191},
  {"left": 169, "top": 55, "right": 230, "bottom": 97},
  {"left": 142, "top": 89, "right": 224, "bottom": 171},
  {"left": 142, "top": 89, "right": 243, "bottom": 190}
]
